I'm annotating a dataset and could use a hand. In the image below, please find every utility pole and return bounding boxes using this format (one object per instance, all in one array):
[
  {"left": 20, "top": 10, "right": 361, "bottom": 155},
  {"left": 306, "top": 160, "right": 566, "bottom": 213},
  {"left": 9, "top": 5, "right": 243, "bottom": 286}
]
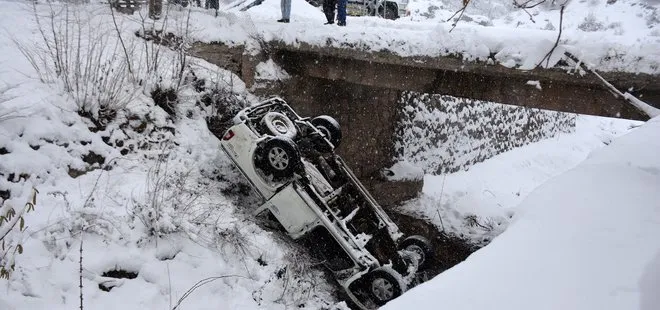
[{"left": 149, "top": 0, "right": 162, "bottom": 19}]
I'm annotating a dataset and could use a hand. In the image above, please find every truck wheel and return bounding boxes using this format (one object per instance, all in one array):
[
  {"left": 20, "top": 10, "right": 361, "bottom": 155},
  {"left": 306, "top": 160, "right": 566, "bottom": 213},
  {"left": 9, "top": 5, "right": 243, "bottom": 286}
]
[
  {"left": 311, "top": 115, "right": 341, "bottom": 148},
  {"left": 256, "top": 137, "right": 301, "bottom": 181},
  {"left": 378, "top": 2, "right": 398, "bottom": 20},
  {"left": 399, "top": 235, "right": 432, "bottom": 269},
  {"left": 368, "top": 266, "right": 406, "bottom": 305},
  {"left": 262, "top": 112, "right": 298, "bottom": 140}
]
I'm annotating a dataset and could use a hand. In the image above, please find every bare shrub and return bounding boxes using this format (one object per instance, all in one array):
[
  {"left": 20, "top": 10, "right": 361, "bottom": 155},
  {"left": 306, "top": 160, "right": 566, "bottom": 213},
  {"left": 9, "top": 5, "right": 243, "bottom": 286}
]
[
  {"left": 133, "top": 2, "right": 194, "bottom": 94},
  {"left": 131, "top": 153, "right": 205, "bottom": 239},
  {"left": 13, "top": 2, "right": 141, "bottom": 127},
  {"left": 195, "top": 71, "right": 250, "bottom": 137},
  {"left": 578, "top": 13, "right": 605, "bottom": 32},
  {"left": 0, "top": 188, "right": 38, "bottom": 279},
  {"left": 15, "top": 1, "right": 196, "bottom": 128},
  {"left": 0, "top": 84, "right": 23, "bottom": 123},
  {"left": 252, "top": 250, "right": 327, "bottom": 307}
]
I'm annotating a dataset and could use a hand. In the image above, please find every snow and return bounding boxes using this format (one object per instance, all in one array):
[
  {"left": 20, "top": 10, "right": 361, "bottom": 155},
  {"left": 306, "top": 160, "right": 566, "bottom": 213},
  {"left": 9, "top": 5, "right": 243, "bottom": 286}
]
[
  {"left": 526, "top": 80, "right": 542, "bottom": 90},
  {"left": 623, "top": 92, "right": 660, "bottom": 118},
  {"left": 384, "top": 117, "right": 660, "bottom": 310},
  {"left": 0, "top": 0, "right": 657, "bottom": 309},
  {"left": 163, "top": 0, "right": 660, "bottom": 73},
  {"left": 0, "top": 2, "right": 339, "bottom": 309},
  {"left": 398, "top": 115, "right": 640, "bottom": 245},
  {"left": 255, "top": 59, "right": 291, "bottom": 80},
  {"left": 384, "top": 160, "right": 425, "bottom": 181}
]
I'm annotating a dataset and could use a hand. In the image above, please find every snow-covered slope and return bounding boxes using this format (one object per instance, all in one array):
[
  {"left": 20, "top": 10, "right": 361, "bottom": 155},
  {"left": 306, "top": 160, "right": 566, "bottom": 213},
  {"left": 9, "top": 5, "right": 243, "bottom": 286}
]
[
  {"left": 384, "top": 116, "right": 660, "bottom": 310},
  {"left": 0, "top": 2, "right": 341, "bottom": 309},
  {"left": 399, "top": 115, "right": 639, "bottom": 245}
]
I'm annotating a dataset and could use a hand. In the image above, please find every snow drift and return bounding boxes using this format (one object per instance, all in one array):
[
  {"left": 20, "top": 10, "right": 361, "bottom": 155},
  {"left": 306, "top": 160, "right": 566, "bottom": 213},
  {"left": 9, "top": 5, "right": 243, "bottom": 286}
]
[{"left": 384, "top": 117, "right": 660, "bottom": 310}]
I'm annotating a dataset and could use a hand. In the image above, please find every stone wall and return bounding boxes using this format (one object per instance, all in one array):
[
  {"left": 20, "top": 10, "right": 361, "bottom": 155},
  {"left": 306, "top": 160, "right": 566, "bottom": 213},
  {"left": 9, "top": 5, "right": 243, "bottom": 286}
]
[{"left": 394, "top": 92, "right": 576, "bottom": 175}]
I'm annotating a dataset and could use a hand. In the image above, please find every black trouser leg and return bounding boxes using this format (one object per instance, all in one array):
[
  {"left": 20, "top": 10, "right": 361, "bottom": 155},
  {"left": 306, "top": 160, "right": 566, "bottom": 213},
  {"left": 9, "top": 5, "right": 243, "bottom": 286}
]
[{"left": 323, "top": 0, "right": 337, "bottom": 23}]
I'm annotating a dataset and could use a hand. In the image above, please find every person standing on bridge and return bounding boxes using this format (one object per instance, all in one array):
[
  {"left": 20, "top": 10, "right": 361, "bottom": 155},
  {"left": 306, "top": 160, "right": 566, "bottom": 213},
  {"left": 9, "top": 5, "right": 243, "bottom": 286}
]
[
  {"left": 278, "top": 0, "right": 291, "bottom": 23},
  {"left": 323, "top": 0, "right": 346, "bottom": 26},
  {"left": 323, "top": 0, "right": 337, "bottom": 24},
  {"left": 336, "top": 0, "right": 346, "bottom": 26}
]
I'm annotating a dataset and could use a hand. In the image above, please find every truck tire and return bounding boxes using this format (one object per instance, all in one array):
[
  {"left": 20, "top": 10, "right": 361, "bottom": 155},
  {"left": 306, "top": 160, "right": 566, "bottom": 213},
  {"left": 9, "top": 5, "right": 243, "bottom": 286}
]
[
  {"left": 399, "top": 235, "right": 432, "bottom": 269},
  {"left": 311, "top": 115, "right": 342, "bottom": 149},
  {"left": 367, "top": 266, "right": 406, "bottom": 306},
  {"left": 262, "top": 112, "right": 298, "bottom": 140},
  {"left": 378, "top": 2, "right": 398, "bottom": 20},
  {"left": 256, "top": 137, "right": 301, "bottom": 181}
]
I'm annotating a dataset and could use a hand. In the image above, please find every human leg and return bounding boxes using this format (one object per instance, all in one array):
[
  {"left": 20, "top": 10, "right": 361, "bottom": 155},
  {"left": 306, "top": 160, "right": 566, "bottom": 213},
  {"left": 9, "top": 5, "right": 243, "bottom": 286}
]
[
  {"left": 337, "top": 0, "right": 347, "bottom": 26},
  {"left": 279, "top": 0, "right": 291, "bottom": 21},
  {"left": 323, "top": 0, "right": 337, "bottom": 24}
]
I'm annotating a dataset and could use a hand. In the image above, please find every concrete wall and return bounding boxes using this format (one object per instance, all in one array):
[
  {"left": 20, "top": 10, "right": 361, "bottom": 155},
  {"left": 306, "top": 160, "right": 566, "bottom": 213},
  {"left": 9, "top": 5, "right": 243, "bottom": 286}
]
[{"left": 395, "top": 92, "right": 576, "bottom": 175}]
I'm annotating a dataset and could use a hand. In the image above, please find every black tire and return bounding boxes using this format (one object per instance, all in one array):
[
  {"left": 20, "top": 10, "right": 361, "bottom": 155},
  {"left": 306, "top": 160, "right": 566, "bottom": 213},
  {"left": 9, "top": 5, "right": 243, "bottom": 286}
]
[
  {"left": 378, "top": 2, "right": 398, "bottom": 20},
  {"left": 398, "top": 235, "right": 432, "bottom": 269},
  {"left": 367, "top": 267, "right": 405, "bottom": 306},
  {"left": 255, "top": 137, "right": 301, "bottom": 181},
  {"left": 311, "top": 115, "right": 342, "bottom": 149}
]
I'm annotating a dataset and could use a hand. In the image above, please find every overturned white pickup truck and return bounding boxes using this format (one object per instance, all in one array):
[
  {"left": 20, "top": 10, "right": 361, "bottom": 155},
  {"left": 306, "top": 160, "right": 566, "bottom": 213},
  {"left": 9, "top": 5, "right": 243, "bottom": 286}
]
[{"left": 219, "top": 97, "right": 432, "bottom": 308}]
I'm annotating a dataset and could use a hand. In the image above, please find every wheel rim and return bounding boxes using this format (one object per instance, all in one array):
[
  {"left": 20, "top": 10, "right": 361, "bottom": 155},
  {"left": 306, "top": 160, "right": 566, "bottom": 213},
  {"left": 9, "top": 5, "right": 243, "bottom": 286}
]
[
  {"left": 271, "top": 118, "right": 289, "bottom": 134},
  {"left": 371, "top": 277, "right": 395, "bottom": 301},
  {"left": 405, "top": 244, "right": 426, "bottom": 265},
  {"left": 267, "top": 146, "right": 289, "bottom": 170}
]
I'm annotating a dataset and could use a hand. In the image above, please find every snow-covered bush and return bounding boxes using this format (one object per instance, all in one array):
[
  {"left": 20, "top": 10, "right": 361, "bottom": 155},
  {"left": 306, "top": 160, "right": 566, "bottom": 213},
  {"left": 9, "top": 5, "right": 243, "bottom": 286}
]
[
  {"left": 0, "top": 188, "right": 37, "bottom": 279},
  {"left": 578, "top": 13, "right": 605, "bottom": 32},
  {"left": 0, "top": 85, "right": 19, "bottom": 123},
  {"left": 131, "top": 156, "right": 202, "bottom": 238},
  {"left": 13, "top": 2, "right": 139, "bottom": 127},
  {"left": 252, "top": 247, "right": 337, "bottom": 308},
  {"left": 194, "top": 72, "right": 250, "bottom": 138},
  {"left": 14, "top": 2, "right": 196, "bottom": 128}
]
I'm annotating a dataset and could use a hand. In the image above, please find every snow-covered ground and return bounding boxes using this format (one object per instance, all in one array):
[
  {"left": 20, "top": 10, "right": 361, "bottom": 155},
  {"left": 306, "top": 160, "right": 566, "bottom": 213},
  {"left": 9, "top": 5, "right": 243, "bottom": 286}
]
[
  {"left": 0, "top": 0, "right": 657, "bottom": 309},
  {"left": 399, "top": 115, "right": 641, "bottom": 245},
  {"left": 384, "top": 115, "right": 660, "bottom": 310},
  {"left": 0, "top": 2, "right": 341, "bottom": 309},
  {"left": 176, "top": 0, "right": 660, "bottom": 73}
]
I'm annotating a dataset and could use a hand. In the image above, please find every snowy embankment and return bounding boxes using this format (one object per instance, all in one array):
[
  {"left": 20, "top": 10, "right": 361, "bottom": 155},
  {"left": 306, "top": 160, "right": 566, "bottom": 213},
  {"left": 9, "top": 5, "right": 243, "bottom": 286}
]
[
  {"left": 399, "top": 115, "right": 639, "bottom": 246},
  {"left": 385, "top": 116, "right": 660, "bottom": 310},
  {"left": 177, "top": 0, "right": 660, "bottom": 74},
  {"left": 0, "top": 2, "right": 341, "bottom": 309}
]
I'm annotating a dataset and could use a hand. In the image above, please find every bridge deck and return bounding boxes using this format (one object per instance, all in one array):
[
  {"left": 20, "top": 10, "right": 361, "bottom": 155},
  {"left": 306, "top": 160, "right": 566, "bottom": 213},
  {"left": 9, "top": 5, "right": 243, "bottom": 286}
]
[{"left": 271, "top": 42, "right": 660, "bottom": 121}]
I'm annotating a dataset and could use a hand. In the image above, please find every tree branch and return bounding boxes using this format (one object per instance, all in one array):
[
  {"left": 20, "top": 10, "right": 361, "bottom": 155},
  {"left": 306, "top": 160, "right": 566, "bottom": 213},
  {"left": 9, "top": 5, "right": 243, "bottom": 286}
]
[
  {"left": 447, "top": 0, "right": 471, "bottom": 33},
  {"left": 536, "top": 4, "right": 564, "bottom": 68}
]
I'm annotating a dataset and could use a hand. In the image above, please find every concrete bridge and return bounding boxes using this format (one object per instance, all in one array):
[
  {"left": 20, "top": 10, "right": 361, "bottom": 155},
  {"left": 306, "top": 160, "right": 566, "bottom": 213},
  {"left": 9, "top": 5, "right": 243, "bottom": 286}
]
[
  {"left": 192, "top": 41, "right": 660, "bottom": 205},
  {"left": 268, "top": 42, "right": 659, "bottom": 121},
  {"left": 194, "top": 41, "right": 660, "bottom": 121}
]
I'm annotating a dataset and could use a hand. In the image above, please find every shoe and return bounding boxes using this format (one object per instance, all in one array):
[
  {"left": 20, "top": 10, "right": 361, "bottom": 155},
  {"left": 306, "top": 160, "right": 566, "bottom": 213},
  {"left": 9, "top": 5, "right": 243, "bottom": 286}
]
[
  {"left": 324, "top": 21, "right": 334, "bottom": 25},
  {"left": 277, "top": 18, "right": 290, "bottom": 23},
  {"left": 337, "top": 22, "right": 346, "bottom": 26}
]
